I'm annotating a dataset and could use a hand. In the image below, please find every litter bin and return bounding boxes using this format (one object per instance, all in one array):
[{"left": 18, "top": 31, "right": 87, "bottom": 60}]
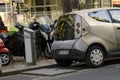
[{"left": 24, "top": 28, "right": 36, "bottom": 66}]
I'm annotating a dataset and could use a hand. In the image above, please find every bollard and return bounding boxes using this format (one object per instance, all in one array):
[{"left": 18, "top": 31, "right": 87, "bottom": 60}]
[{"left": 24, "top": 28, "right": 36, "bottom": 66}]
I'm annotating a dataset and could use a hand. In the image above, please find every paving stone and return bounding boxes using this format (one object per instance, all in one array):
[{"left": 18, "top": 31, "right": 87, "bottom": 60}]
[{"left": 22, "top": 68, "right": 77, "bottom": 76}]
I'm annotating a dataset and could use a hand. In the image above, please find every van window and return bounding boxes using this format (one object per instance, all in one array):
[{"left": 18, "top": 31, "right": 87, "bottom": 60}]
[
  {"left": 89, "top": 10, "right": 111, "bottom": 23},
  {"left": 55, "top": 14, "right": 75, "bottom": 40},
  {"left": 109, "top": 10, "right": 120, "bottom": 23}
]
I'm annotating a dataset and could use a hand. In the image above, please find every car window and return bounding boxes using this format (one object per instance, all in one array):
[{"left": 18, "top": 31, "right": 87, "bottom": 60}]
[
  {"left": 109, "top": 10, "right": 120, "bottom": 23},
  {"left": 89, "top": 10, "right": 111, "bottom": 23},
  {"left": 55, "top": 14, "right": 75, "bottom": 40}
]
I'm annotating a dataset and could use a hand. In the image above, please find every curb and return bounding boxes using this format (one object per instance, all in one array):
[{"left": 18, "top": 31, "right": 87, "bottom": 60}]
[{"left": 1, "top": 63, "right": 57, "bottom": 77}]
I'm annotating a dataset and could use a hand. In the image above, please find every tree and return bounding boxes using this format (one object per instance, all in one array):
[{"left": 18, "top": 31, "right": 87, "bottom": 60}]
[
  {"left": 62, "top": 0, "right": 71, "bottom": 13},
  {"left": 62, "top": 0, "right": 80, "bottom": 13}
]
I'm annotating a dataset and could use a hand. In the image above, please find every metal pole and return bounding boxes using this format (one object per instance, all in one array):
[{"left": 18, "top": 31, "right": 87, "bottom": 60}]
[
  {"left": 16, "top": 3, "right": 20, "bottom": 14},
  {"left": 11, "top": 1, "right": 14, "bottom": 27},
  {"left": 29, "top": 0, "right": 31, "bottom": 16},
  {"left": 100, "top": 0, "right": 103, "bottom": 8}
]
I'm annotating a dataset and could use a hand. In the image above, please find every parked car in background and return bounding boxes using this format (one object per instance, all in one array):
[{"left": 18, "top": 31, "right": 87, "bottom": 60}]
[{"left": 51, "top": 7, "right": 120, "bottom": 67}]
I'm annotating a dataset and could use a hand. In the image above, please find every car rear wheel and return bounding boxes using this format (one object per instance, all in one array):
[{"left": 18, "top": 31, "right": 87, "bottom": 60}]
[
  {"left": 55, "top": 59, "right": 73, "bottom": 67},
  {"left": 86, "top": 46, "right": 105, "bottom": 68}
]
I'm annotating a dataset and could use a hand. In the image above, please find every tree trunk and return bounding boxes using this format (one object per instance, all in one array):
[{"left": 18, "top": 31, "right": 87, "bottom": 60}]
[
  {"left": 62, "top": 0, "right": 71, "bottom": 13},
  {"left": 62, "top": 0, "right": 80, "bottom": 13}
]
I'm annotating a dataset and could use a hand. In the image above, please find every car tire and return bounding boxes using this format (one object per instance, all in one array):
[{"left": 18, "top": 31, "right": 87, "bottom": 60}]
[
  {"left": 55, "top": 59, "right": 73, "bottom": 67},
  {"left": 86, "top": 46, "right": 105, "bottom": 68},
  {"left": 1, "top": 53, "right": 11, "bottom": 66}
]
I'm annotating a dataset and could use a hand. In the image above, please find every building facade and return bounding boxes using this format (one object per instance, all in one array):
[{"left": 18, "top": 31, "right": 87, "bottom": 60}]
[
  {"left": 79, "top": 0, "right": 112, "bottom": 9},
  {"left": 112, "top": 0, "right": 120, "bottom": 7},
  {"left": 0, "top": 0, "right": 113, "bottom": 28},
  {"left": 30, "top": 0, "right": 112, "bottom": 20},
  {"left": 30, "top": 0, "right": 63, "bottom": 20}
]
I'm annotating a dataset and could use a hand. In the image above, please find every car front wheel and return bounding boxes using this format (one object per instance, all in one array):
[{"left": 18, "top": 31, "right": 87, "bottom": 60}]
[{"left": 86, "top": 46, "right": 105, "bottom": 68}]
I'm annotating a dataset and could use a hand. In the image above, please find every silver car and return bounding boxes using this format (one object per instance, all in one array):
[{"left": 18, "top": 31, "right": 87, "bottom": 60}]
[{"left": 51, "top": 7, "right": 120, "bottom": 67}]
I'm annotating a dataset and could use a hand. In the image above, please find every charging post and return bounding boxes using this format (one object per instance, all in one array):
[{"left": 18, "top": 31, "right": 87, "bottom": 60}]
[{"left": 24, "top": 28, "right": 36, "bottom": 66}]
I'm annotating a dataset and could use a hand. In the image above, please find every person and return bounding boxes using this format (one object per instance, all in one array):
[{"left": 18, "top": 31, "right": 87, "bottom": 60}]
[{"left": 0, "top": 16, "right": 5, "bottom": 30}]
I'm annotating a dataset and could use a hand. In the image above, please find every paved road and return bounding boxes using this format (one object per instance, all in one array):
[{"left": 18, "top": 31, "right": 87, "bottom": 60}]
[
  {"left": 44, "top": 64, "right": 120, "bottom": 80},
  {"left": 0, "top": 59, "right": 120, "bottom": 80}
]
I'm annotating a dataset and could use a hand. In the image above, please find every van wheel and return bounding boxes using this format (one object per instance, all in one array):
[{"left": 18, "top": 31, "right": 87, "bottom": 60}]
[
  {"left": 55, "top": 59, "right": 72, "bottom": 67},
  {"left": 86, "top": 46, "right": 105, "bottom": 68}
]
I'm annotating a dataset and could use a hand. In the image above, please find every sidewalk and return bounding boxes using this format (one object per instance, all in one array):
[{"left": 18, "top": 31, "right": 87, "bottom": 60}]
[{"left": 2, "top": 57, "right": 56, "bottom": 76}]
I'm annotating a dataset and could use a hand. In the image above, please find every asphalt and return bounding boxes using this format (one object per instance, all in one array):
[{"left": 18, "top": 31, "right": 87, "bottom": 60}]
[{"left": 1, "top": 57, "right": 56, "bottom": 76}]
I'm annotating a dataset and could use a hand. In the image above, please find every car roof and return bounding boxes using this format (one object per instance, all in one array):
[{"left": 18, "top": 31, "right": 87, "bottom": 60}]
[{"left": 68, "top": 7, "right": 120, "bottom": 16}]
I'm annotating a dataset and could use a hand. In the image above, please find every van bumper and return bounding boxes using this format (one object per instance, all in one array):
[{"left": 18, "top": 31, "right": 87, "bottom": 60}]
[{"left": 51, "top": 49, "right": 85, "bottom": 60}]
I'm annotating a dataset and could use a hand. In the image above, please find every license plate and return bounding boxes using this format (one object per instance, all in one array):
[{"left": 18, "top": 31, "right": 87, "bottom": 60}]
[{"left": 59, "top": 50, "right": 69, "bottom": 55}]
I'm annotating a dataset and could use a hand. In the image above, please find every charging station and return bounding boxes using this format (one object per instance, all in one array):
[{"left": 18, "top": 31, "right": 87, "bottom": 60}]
[{"left": 24, "top": 28, "right": 36, "bottom": 66}]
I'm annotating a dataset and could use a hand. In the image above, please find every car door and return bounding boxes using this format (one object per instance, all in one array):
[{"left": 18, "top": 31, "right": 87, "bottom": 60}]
[
  {"left": 109, "top": 9, "right": 120, "bottom": 49},
  {"left": 89, "top": 10, "right": 118, "bottom": 50}
]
